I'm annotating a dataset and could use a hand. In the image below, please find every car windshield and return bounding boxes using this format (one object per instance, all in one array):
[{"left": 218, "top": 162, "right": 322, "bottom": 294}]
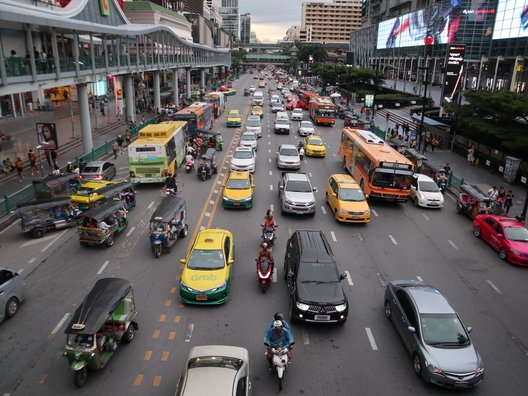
[
  {"left": 276, "top": 120, "right": 289, "bottom": 125},
  {"left": 241, "top": 134, "right": 256, "bottom": 141},
  {"left": 504, "top": 226, "right": 528, "bottom": 242},
  {"left": 339, "top": 187, "right": 365, "bottom": 201},
  {"left": 188, "top": 356, "right": 243, "bottom": 371},
  {"left": 298, "top": 262, "right": 340, "bottom": 283},
  {"left": 247, "top": 119, "right": 260, "bottom": 127},
  {"left": 300, "top": 122, "right": 313, "bottom": 128},
  {"left": 229, "top": 112, "right": 239, "bottom": 117},
  {"left": 307, "top": 138, "right": 323, "bottom": 146},
  {"left": 371, "top": 169, "right": 413, "bottom": 190},
  {"left": 420, "top": 313, "right": 470, "bottom": 347},
  {"left": 280, "top": 148, "right": 298, "bottom": 157},
  {"left": 227, "top": 178, "right": 250, "bottom": 190},
  {"left": 234, "top": 150, "right": 253, "bottom": 159},
  {"left": 82, "top": 166, "right": 100, "bottom": 173},
  {"left": 419, "top": 181, "right": 440, "bottom": 193},
  {"left": 187, "top": 249, "right": 224, "bottom": 270},
  {"left": 287, "top": 180, "right": 312, "bottom": 192}
]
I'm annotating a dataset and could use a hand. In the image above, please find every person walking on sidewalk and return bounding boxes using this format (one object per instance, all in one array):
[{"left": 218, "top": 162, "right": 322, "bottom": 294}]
[
  {"left": 504, "top": 190, "right": 513, "bottom": 215},
  {"left": 467, "top": 144, "right": 475, "bottom": 165},
  {"left": 28, "top": 149, "right": 38, "bottom": 176},
  {"left": 116, "top": 134, "right": 124, "bottom": 155},
  {"left": 15, "top": 157, "right": 24, "bottom": 182},
  {"left": 125, "top": 131, "right": 131, "bottom": 147},
  {"left": 112, "top": 141, "right": 119, "bottom": 159}
]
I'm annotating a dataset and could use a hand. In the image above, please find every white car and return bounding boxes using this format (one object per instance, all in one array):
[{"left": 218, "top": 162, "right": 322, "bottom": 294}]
[
  {"left": 245, "top": 115, "right": 262, "bottom": 138},
  {"left": 239, "top": 132, "right": 258, "bottom": 151},
  {"left": 272, "top": 102, "right": 285, "bottom": 113},
  {"left": 249, "top": 85, "right": 256, "bottom": 93},
  {"left": 291, "top": 108, "right": 304, "bottom": 121},
  {"left": 410, "top": 174, "right": 445, "bottom": 208},
  {"left": 270, "top": 94, "right": 281, "bottom": 105},
  {"left": 298, "top": 120, "right": 315, "bottom": 136},
  {"left": 276, "top": 144, "right": 301, "bottom": 170},
  {"left": 231, "top": 146, "right": 256, "bottom": 173}
]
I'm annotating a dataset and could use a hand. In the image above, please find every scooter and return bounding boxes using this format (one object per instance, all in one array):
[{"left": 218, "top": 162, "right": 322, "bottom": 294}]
[
  {"left": 261, "top": 225, "right": 277, "bottom": 246},
  {"left": 437, "top": 178, "right": 447, "bottom": 193},
  {"left": 256, "top": 258, "right": 273, "bottom": 293},
  {"left": 185, "top": 160, "right": 194, "bottom": 173},
  {"left": 216, "top": 136, "right": 223, "bottom": 151},
  {"left": 165, "top": 188, "right": 177, "bottom": 197},
  {"left": 267, "top": 346, "right": 291, "bottom": 391}
]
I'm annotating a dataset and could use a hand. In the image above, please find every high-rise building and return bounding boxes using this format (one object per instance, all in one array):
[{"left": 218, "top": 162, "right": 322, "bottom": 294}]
[
  {"left": 285, "top": 25, "right": 312, "bottom": 42},
  {"left": 240, "top": 13, "right": 251, "bottom": 44},
  {"left": 301, "top": 0, "right": 362, "bottom": 43},
  {"left": 250, "top": 31, "right": 258, "bottom": 43},
  {"left": 205, "top": 0, "right": 222, "bottom": 25},
  {"left": 219, "top": 0, "right": 240, "bottom": 39}
]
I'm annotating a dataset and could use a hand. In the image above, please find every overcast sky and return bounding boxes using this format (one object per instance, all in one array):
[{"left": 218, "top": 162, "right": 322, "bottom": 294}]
[{"left": 240, "top": 0, "right": 307, "bottom": 42}]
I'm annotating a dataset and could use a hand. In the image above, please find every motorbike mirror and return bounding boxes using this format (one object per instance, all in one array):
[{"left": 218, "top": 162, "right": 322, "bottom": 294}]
[
  {"left": 179, "top": 258, "right": 186, "bottom": 264},
  {"left": 221, "top": 184, "right": 226, "bottom": 188},
  {"left": 252, "top": 184, "right": 256, "bottom": 188},
  {"left": 264, "top": 342, "right": 270, "bottom": 347}
]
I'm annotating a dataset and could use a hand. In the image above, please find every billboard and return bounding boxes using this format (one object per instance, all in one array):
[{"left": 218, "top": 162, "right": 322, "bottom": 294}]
[
  {"left": 442, "top": 45, "right": 466, "bottom": 105},
  {"left": 492, "top": 0, "right": 528, "bottom": 40}
]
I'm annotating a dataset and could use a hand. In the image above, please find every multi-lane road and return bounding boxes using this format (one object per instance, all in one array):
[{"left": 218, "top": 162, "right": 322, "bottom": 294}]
[{"left": 1, "top": 73, "right": 528, "bottom": 396}]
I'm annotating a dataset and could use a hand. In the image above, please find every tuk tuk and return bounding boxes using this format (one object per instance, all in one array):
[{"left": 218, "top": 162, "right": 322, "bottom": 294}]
[
  {"left": 32, "top": 174, "right": 80, "bottom": 199},
  {"left": 197, "top": 129, "right": 223, "bottom": 151},
  {"left": 149, "top": 196, "right": 188, "bottom": 258},
  {"left": 456, "top": 184, "right": 493, "bottom": 219},
  {"left": 404, "top": 148, "right": 427, "bottom": 173},
  {"left": 17, "top": 197, "right": 76, "bottom": 238},
  {"left": 197, "top": 147, "right": 218, "bottom": 181},
  {"left": 344, "top": 114, "right": 370, "bottom": 129},
  {"left": 77, "top": 201, "right": 128, "bottom": 247},
  {"left": 388, "top": 137, "right": 410, "bottom": 153},
  {"left": 71, "top": 181, "right": 136, "bottom": 213},
  {"left": 64, "top": 278, "right": 138, "bottom": 387}
]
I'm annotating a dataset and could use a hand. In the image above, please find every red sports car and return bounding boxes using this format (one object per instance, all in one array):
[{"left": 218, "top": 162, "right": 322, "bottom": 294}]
[{"left": 472, "top": 215, "right": 528, "bottom": 266}]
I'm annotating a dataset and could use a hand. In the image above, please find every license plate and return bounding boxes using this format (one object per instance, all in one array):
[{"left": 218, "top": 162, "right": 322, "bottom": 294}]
[
  {"left": 454, "top": 382, "right": 468, "bottom": 388},
  {"left": 429, "top": 203, "right": 439, "bottom": 206},
  {"left": 233, "top": 202, "right": 240, "bottom": 206},
  {"left": 314, "top": 315, "right": 330, "bottom": 321},
  {"left": 196, "top": 295, "right": 208, "bottom": 301}
]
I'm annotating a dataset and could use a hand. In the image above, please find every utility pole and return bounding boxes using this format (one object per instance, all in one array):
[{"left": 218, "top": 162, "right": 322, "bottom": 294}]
[{"left": 417, "top": 58, "right": 429, "bottom": 152}]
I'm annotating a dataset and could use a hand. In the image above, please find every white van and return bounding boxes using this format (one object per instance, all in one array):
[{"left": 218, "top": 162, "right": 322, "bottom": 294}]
[
  {"left": 274, "top": 111, "right": 290, "bottom": 134},
  {"left": 253, "top": 90, "right": 264, "bottom": 106}
]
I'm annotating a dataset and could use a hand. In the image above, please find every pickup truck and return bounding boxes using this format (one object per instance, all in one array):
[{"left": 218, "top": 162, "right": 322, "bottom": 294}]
[{"left": 278, "top": 172, "right": 316, "bottom": 216}]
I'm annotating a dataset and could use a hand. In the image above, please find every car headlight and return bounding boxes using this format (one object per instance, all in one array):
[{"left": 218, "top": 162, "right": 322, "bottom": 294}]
[
  {"left": 223, "top": 196, "right": 229, "bottom": 201},
  {"left": 180, "top": 281, "right": 190, "bottom": 291},
  {"left": 285, "top": 198, "right": 295, "bottom": 205},
  {"left": 335, "top": 303, "right": 347, "bottom": 312},
  {"left": 511, "top": 249, "right": 520, "bottom": 256},
  {"left": 339, "top": 207, "right": 347, "bottom": 214},
  {"left": 476, "top": 367, "right": 484, "bottom": 376},
  {"left": 424, "top": 360, "right": 443, "bottom": 375},
  {"left": 209, "top": 281, "right": 226, "bottom": 292},
  {"left": 296, "top": 302, "right": 309, "bottom": 311},
  {"left": 364, "top": 209, "right": 371, "bottom": 215}
]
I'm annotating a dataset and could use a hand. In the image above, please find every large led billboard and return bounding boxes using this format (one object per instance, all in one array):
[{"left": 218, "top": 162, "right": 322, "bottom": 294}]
[
  {"left": 492, "top": 0, "right": 528, "bottom": 40},
  {"left": 441, "top": 45, "right": 466, "bottom": 105}
]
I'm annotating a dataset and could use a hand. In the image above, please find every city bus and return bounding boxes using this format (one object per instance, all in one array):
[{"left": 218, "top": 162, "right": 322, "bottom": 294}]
[
  {"left": 128, "top": 121, "right": 187, "bottom": 183},
  {"left": 309, "top": 96, "right": 337, "bottom": 125},
  {"left": 170, "top": 102, "right": 214, "bottom": 138},
  {"left": 203, "top": 92, "right": 225, "bottom": 118},
  {"left": 297, "top": 90, "right": 319, "bottom": 110},
  {"left": 338, "top": 128, "right": 414, "bottom": 202}
]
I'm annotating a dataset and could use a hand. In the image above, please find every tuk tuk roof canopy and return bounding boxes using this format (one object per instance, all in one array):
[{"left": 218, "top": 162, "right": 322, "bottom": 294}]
[
  {"left": 32, "top": 174, "right": 79, "bottom": 186},
  {"left": 65, "top": 278, "right": 132, "bottom": 335},
  {"left": 460, "top": 184, "right": 491, "bottom": 202},
  {"left": 150, "top": 196, "right": 186, "bottom": 222},
  {"left": 78, "top": 201, "right": 125, "bottom": 222},
  {"left": 16, "top": 197, "right": 72, "bottom": 212},
  {"left": 96, "top": 181, "right": 134, "bottom": 198}
]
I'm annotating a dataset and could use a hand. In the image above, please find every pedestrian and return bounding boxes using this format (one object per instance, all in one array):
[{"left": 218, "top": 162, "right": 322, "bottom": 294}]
[
  {"left": 78, "top": 158, "right": 86, "bottom": 172},
  {"left": 504, "top": 190, "right": 513, "bottom": 214},
  {"left": 52, "top": 161, "right": 61, "bottom": 175},
  {"left": 431, "top": 135, "right": 437, "bottom": 152},
  {"left": 467, "top": 144, "right": 475, "bottom": 165},
  {"left": 66, "top": 161, "right": 74, "bottom": 173},
  {"left": 28, "top": 149, "right": 37, "bottom": 176},
  {"left": 423, "top": 135, "right": 430, "bottom": 153},
  {"left": 116, "top": 134, "right": 124, "bottom": 154},
  {"left": 497, "top": 186, "right": 506, "bottom": 201},
  {"left": 112, "top": 140, "right": 118, "bottom": 159},
  {"left": 125, "top": 130, "right": 131, "bottom": 146},
  {"left": 15, "top": 157, "right": 24, "bottom": 182},
  {"left": 443, "top": 162, "right": 451, "bottom": 174},
  {"left": 100, "top": 100, "right": 105, "bottom": 116},
  {"left": 27, "top": 100, "right": 33, "bottom": 114},
  {"left": 488, "top": 186, "right": 498, "bottom": 201}
]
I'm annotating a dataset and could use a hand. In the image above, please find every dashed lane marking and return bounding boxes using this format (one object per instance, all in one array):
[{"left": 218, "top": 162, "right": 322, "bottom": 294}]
[
  {"left": 421, "top": 213, "right": 430, "bottom": 221},
  {"left": 344, "top": 271, "right": 354, "bottom": 286},
  {"left": 169, "top": 331, "right": 177, "bottom": 340},
  {"left": 321, "top": 206, "right": 327, "bottom": 215},
  {"left": 48, "top": 313, "right": 70, "bottom": 340},
  {"left": 268, "top": 158, "right": 271, "bottom": 163},
  {"left": 308, "top": 172, "right": 312, "bottom": 177},
  {"left": 20, "top": 233, "right": 56, "bottom": 247},
  {"left": 389, "top": 235, "right": 398, "bottom": 245},
  {"left": 153, "top": 376, "right": 162, "bottom": 387},
  {"left": 268, "top": 149, "right": 271, "bottom": 153},
  {"left": 209, "top": 200, "right": 215, "bottom": 205},
  {"left": 159, "top": 314, "right": 166, "bottom": 322},
  {"left": 270, "top": 204, "right": 274, "bottom": 212},
  {"left": 37, "top": 373, "right": 48, "bottom": 384},
  {"left": 170, "top": 287, "right": 177, "bottom": 294},
  {"left": 126, "top": 226, "right": 136, "bottom": 237},
  {"left": 416, "top": 276, "right": 424, "bottom": 282},
  {"left": 153, "top": 330, "right": 160, "bottom": 338},
  {"left": 269, "top": 170, "right": 272, "bottom": 176},
  {"left": 487, "top": 280, "right": 502, "bottom": 294},
  {"left": 357, "top": 233, "right": 364, "bottom": 242},
  {"left": 200, "top": 226, "right": 205, "bottom": 231},
  {"left": 365, "top": 328, "right": 378, "bottom": 351},
  {"left": 272, "top": 267, "right": 277, "bottom": 283},
  {"left": 185, "top": 323, "right": 195, "bottom": 342},
  {"left": 97, "top": 261, "right": 110, "bottom": 275},
  {"left": 165, "top": 299, "right": 172, "bottom": 307},
  {"left": 147, "top": 201, "right": 155, "bottom": 209},
  {"left": 330, "top": 231, "right": 337, "bottom": 242},
  {"left": 173, "top": 315, "right": 181, "bottom": 324},
  {"left": 28, "top": 257, "right": 36, "bottom": 264},
  {"left": 288, "top": 228, "right": 292, "bottom": 237},
  {"left": 270, "top": 185, "right": 273, "bottom": 191},
  {"left": 144, "top": 350, "right": 152, "bottom": 361},
  {"left": 134, "top": 374, "right": 144, "bottom": 386},
  {"left": 303, "top": 330, "right": 310, "bottom": 345},
  {"left": 377, "top": 272, "right": 387, "bottom": 287},
  {"left": 161, "top": 351, "right": 170, "bottom": 361},
  {"left": 0, "top": 219, "right": 19, "bottom": 234},
  {"left": 372, "top": 209, "right": 379, "bottom": 217},
  {"left": 448, "top": 240, "right": 459, "bottom": 250},
  {"left": 41, "top": 229, "right": 67, "bottom": 252},
  {"left": 205, "top": 212, "right": 211, "bottom": 217},
  {"left": 213, "top": 189, "right": 219, "bottom": 194}
]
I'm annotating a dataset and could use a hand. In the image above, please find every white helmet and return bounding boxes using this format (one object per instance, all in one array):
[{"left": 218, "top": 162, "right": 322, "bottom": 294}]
[{"left": 273, "top": 320, "right": 283, "bottom": 329}]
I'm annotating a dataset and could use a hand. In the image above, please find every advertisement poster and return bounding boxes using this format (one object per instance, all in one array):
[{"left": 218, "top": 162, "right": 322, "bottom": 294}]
[
  {"left": 492, "top": 0, "right": 528, "bottom": 39},
  {"left": 365, "top": 94, "right": 374, "bottom": 108},
  {"left": 442, "top": 45, "right": 466, "bottom": 105},
  {"left": 36, "top": 123, "right": 58, "bottom": 151}
]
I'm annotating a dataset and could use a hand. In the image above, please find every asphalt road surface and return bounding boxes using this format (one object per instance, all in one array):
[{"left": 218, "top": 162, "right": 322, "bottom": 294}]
[{"left": 1, "top": 73, "right": 528, "bottom": 396}]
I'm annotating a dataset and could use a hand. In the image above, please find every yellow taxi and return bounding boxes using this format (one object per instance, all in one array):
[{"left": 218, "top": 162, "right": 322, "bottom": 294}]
[
  {"left": 277, "top": 82, "right": 284, "bottom": 91},
  {"left": 71, "top": 180, "right": 119, "bottom": 212},
  {"left": 227, "top": 109, "right": 242, "bottom": 127},
  {"left": 179, "top": 229, "right": 234, "bottom": 305},
  {"left": 251, "top": 105, "right": 264, "bottom": 118},
  {"left": 304, "top": 135, "right": 326, "bottom": 157},
  {"left": 223, "top": 88, "right": 237, "bottom": 96},
  {"left": 258, "top": 81, "right": 266, "bottom": 88},
  {"left": 222, "top": 171, "right": 255, "bottom": 209},
  {"left": 326, "top": 174, "right": 370, "bottom": 223}
]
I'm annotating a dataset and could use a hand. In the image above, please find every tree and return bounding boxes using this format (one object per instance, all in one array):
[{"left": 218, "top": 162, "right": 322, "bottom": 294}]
[
  {"left": 230, "top": 48, "right": 247, "bottom": 68},
  {"left": 445, "top": 90, "right": 528, "bottom": 157},
  {"left": 311, "top": 64, "right": 386, "bottom": 93}
]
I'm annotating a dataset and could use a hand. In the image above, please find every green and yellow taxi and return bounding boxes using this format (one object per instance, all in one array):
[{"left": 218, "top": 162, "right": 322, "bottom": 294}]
[
  {"left": 251, "top": 105, "right": 263, "bottom": 118},
  {"left": 71, "top": 180, "right": 119, "bottom": 212},
  {"left": 226, "top": 109, "right": 242, "bottom": 127},
  {"left": 304, "top": 135, "right": 326, "bottom": 157},
  {"left": 180, "top": 229, "right": 234, "bottom": 305},
  {"left": 326, "top": 174, "right": 370, "bottom": 223},
  {"left": 222, "top": 171, "right": 255, "bottom": 209},
  {"left": 223, "top": 88, "right": 237, "bottom": 96},
  {"left": 258, "top": 81, "right": 266, "bottom": 88}
]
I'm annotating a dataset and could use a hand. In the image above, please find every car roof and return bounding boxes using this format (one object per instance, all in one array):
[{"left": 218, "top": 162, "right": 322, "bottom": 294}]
[
  {"left": 406, "top": 285, "right": 455, "bottom": 315},
  {"left": 228, "top": 171, "right": 250, "bottom": 180},
  {"left": 286, "top": 172, "right": 309, "bottom": 181},
  {"left": 229, "top": 109, "right": 239, "bottom": 113},
  {"left": 307, "top": 136, "right": 322, "bottom": 141},
  {"left": 194, "top": 229, "right": 231, "bottom": 250},
  {"left": 332, "top": 174, "right": 359, "bottom": 187},
  {"left": 279, "top": 144, "right": 297, "bottom": 150},
  {"left": 188, "top": 345, "right": 249, "bottom": 360},
  {"left": 247, "top": 115, "right": 260, "bottom": 119},
  {"left": 484, "top": 215, "right": 524, "bottom": 227},
  {"left": 85, "top": 161, "right": 106, "bottom": 166},
  {"left": 235, "top": 146, "right": 252, "bottom": 151},
  {"left": 294, "top": 230, "right": 334, "bottom": 263},
  {"left": 415, "top": 173, "right": 435, "bottom": 182},
  {"left": 241, "top": 132, "right": 256, "bottom": 136}
]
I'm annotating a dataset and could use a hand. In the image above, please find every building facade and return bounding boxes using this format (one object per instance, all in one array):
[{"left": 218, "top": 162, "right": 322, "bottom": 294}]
[
  {"left": 302, "top": 0, "right": 362, "bottom": 43},
  {"left": 220, "top": 0, "right": 240, "bottom": 40},
  {"left": 206, "top": 0, "right": 223, "bottom": 26},
  {"left": 285, "top": 25, "right": 313, "bottom": 42},
  {"left": 240, "top": 13, "right": 251, "bottom": 44}
]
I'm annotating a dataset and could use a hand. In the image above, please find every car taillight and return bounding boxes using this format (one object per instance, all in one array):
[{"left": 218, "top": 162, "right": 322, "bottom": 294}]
[
  {"left": 79, "top": 175, "right": 85, "bottom": 179},
  {"left": 95, "top": 174, "right": 103, "bottom": 180}
]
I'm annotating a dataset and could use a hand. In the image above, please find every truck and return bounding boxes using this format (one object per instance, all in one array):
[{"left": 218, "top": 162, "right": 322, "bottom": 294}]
[{"left": 277, "top": 172, "right": 316, "bottom": 216}]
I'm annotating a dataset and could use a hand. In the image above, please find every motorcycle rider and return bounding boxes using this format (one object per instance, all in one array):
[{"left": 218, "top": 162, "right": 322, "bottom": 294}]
[
  {"left": 262, "top": 209, "right": 277, "bottom": 238},
  {"left": 257, "top": 242, "right": 273, "bottom": 264},
  {"left": 264, "top": 319, "right": 294, "bottom": 368},
  {"left": 299, "top": 145, "right": 305, "bottom": 160},
  {"left": 185, "top": 152, "right": 195, "bottom": 168},
  {"left": 265, "top": 312, "right": 292, "bottom": 333},
  {"left": 165, "top": 174, "right": 177, "bottom": 195}
]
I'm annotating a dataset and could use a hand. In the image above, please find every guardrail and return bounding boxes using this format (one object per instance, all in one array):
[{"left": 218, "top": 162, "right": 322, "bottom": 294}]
[{"left": 0, "top": 116, "right": 159, "bottom": 219}]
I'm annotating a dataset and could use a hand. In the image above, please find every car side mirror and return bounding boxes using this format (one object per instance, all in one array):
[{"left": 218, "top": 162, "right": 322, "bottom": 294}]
[
  {"left": 287, "top": 270, "right": 295, "bottom": 280},
  {"left": 332, "top": 192, "right": 337, "bottom": 198},
  {"left": 228, "top": 259, "right": 234, "bottom": 265},
  {"left": 221, "top": 184, "right": 225, "bottom": 188},
  {"left": 252, "top": 184, "right": 256, "bottom": 188},
  {"left": 340, "top": 273, "right": 347, "bottom": 280},
  {"left": 313, "top": 187, "right": 317, "bottom": 192},
  {"left": 407, "top": 326, "right": 416, "bottom": 334},
  {"left": 467, "top": 326, "right": 473, "bottom": 333},
  {"left": 179, "top": 258, "right": 186, "bottom": 264}
]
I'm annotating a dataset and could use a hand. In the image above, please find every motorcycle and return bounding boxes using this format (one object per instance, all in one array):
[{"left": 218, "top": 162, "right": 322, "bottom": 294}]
[
  {"left": 267, "top": 346, "right": 291, "bottom": 391},
  {"left": 261, "top": 224, "right": 277, "bottom": 246},
  {"left": 256, "top": 258, "right": 274, "bottom": 293},
  {"left": 185, "top": 160, "right": 194, "bottom": 173},
  {"left": 165, "top": 188, "right": 177, "bottom": 197},
  {"left": 216, "top": 136, "right": 223, "bottom": 151},
  {"left": 197, "top": 162, "right": 212, "bottom": 181}
]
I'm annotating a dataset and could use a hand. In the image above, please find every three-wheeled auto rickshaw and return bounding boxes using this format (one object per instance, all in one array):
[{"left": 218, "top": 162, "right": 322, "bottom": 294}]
[
  {"left": 387, "top": 137, "right": 410, "bottom": 153},
  {"left": 17, "top": 197, "right": 76, "bottom": 238},
  {"left": 149, "top": 196, "right": 188, "bottom": 258},
  {"left": 344, "top": 114, "right": 370, "bottom": 129},
  {"left": 64, "top": 278, "right": 138, "bottom": 387},
  {"left": 32, "top": 174, "right": 80, "bottom": 199},
  {"left": 77, "top": 201, "right": 128, "bottom": 247},
  {"left": 71, "top": 181, "right": 136, "bottom": 214},
  {"left": 197, "top": 129, "right": 223, "bottom": 151},
  {"left": 456, "top": 184, "right": 493, "bottom": 219},
  {"left": 197, "top": 147, "right": 218, "bottom": 181},
  {"left": 404, "top": 148, "right": 427, "bottom": 173}
]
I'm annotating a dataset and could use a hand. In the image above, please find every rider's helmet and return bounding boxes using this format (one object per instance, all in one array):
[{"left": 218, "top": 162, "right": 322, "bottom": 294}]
[
  {"left": 273, "top": 320, "right": 283, "bottom": 329},
  {"left": 262, "top": 242, "right": 268, "bottom": 249}
]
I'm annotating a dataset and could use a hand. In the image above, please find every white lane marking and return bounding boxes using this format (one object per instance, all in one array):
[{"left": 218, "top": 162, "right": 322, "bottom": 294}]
[
  {"left": 199, "top": 226, "right": 205, "bottom": 231},
  {"left": 28, "top": 258, "right": 36, "bottom": 264},
  {"left": 288, "top": 228, "right": 292, "bottom": 237},
  {"left": 270, "top": 204, "right": 274, "bottom": 212},
  {"left": 213, "top": 189, "right": 219, "bottom": 194},
  {"left": 448, "top": 240, "right": 459, "bottom": 250},
  {"left": 268, "top": 158, "right": 272, "bottom": 163},
  {"left": 220, "top": 173, "right": 225, "bottom": 177},
  {"left": 372, "top": 209, "right": 379, "bottom": 217},
  {"left": 269, "top": 170, "right": 272, "bottom": 176},
  {"left": 49, "top": 313, "right": 70, "bottom": 339},
  {"left": 272, "top": 267, "right": 277, "bottom": 283},
  {"left": 487, "top": 280, "right": 502, "bottom": 294},
  {"left": 41, "top": 230, "right": 67, "bottom": 253},
  {"left": 268, "top": 149, "right": 271, "bottom": 153},
  {"left": 217, "top": 181, "right": 221, "bottom": 185},
  {"left": 333, "top": 153, "right": 336, "bottom": 157},
  {"left": 209, "top": 200, "right": 215, "bottom": 205},
  {"left": 365, "top": 328, "right": 378, "bottom": 351},
  {"left": 389, "top": 235, "right": 398, "bottom": 245},
  {"left": 147, "top": 200, "right": 155, "bottom": 209},
  {"left": 303, "top": 330, "right": 310, "bottom": 345},
  {"left": 446, "top": 194, "right": 456, "bottom": 202},
  {"left": 357, "top": 233, "right": 364, "bottom": 242},
  {"left": 20, "top": 233, "right": 56, "bottom": 247},
  {"left": 416, "top": 276, "right": 424, "bottom": 282},
  {"left": 321, "top": 206, "right": 327, "bottom": 215},
  {"left": 185, "top": 323, "right": 195, "bottom": 342},
  {"left": 330, "top": 231, "right": 337, "bottom": 242},
  {"left": 308, "top": 172, "right": 313, "bottom": 177},
  {"left": 205, "top": 212, "right": 211, "bottom": 217},
  {"left": 421, "top": 213, "right": 430, "bottom": 221},
  {"left": 126, "top": 226, "right": 136, "bottom": 237},
  {"left": 18, "top": 269, "right": 24, "bottom": 274},
  {"left": 97, "top": 261, "right": 110, "bottom": 275},
  {"left": 344, "top": 271, "right": 354, "bottom": 286},
  {"left": 377, "top": 272, "right": 387, "bottom": 287},
  {"left": 0, "top": 219, "right": 19, "bottom": 234},
  {"left": 270, "top": 185, "right": 273, "bottom": 191},
  {"left": 268, "top": 141, "right": 271, "bottom": 145}
]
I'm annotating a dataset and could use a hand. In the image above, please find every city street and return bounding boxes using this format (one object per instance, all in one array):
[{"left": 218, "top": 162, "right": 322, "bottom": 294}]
[{"left": 1, "top": 73, "right": 528, "bottom": 396}]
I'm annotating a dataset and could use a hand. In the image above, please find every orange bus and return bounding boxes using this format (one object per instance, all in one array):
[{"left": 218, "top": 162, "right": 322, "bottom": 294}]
[
  {"left": 309, "top": 96, "right": 337, "bottom": 125},
  {"left": 170, "top": 102, "right": 214, "bottom": 138},
  {"left": 297, "top": 90, "right": 319, "bottom": 110},
  {"left": 338, "top": 128, "right": 414, "bottom": 202}
]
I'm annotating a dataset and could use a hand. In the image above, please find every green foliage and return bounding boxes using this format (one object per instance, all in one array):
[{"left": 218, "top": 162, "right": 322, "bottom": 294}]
[
  {"left": 297, "top": 45, "right": 327, "bottom": 63},
  {"left": 311, "top": 64, "right": 386, "bottom": 91},
  {"left": 231, "top": 48, "right": 248, "bottom": 67}
]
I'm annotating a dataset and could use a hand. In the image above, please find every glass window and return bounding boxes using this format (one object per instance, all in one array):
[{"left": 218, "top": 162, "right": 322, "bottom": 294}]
[
  {"left": 280, "top": 148, "right": 298, "bottom": 157},
  {"left": 338, "top": 187, "right": 365, "bottom": 201},
  {"left": 187, "top": 249, "right": 224, "bottom": 270},
  {"left": 166, "top": 138, "right": 176, "bottom": 166},
  {"left": 420, "top": 313, "right": 470, "bottom": 347},
  {"left": 227, "top": 178, "right": 250, "bottom": 190},
  {"left": 286, "top": 181, "right": 312, "bottom": 192},
  {"left": 504, "top": 226, "right": 528, "bottom": 242},
  {"left": 418, "top": 181, "right": 440, "bottom": 193}
]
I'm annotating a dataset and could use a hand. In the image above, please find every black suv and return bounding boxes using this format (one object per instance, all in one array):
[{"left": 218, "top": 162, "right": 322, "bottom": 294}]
[{"left": 284, "top": 230, "right": 348, "bottom": 324}]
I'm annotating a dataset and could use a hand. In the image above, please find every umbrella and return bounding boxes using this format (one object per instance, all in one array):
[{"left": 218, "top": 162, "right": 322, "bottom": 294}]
[{"left": 330, "top": 92, "right": 341, "bottom": 98}]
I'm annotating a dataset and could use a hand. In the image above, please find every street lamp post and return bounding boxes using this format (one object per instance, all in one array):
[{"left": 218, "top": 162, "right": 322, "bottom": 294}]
[{"left": 417, "top": 60, "right": 430, "bottom": 152}]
